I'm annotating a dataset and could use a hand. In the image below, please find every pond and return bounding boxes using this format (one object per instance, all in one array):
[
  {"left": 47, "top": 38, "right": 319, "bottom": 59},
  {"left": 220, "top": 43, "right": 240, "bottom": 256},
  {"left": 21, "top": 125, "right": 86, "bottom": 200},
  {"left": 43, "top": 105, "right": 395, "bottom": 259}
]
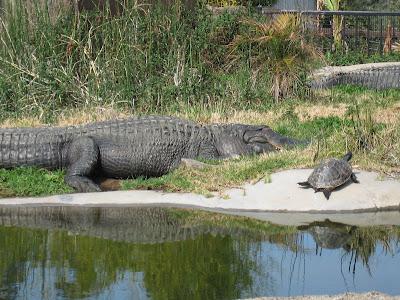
[{"left": 0, "top": 206, "right": 399, "bottom": 300}]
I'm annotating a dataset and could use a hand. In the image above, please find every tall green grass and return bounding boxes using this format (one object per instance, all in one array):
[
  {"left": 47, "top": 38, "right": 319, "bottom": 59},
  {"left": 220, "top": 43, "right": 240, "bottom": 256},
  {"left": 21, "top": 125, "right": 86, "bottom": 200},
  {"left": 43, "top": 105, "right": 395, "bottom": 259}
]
[{"left": 0, "top": 0, "right": 281, "bottom": 121}]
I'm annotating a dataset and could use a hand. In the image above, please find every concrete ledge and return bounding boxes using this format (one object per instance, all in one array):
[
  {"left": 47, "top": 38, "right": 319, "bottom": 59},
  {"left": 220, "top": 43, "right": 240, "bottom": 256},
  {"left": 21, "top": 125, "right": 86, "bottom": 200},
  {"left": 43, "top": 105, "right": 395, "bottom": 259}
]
[
  {"left": 243, "top": 291, "right": 400, "bottom": 300},
  {"left": 1, "top": 169, "right": 399, "bottom": 213}
]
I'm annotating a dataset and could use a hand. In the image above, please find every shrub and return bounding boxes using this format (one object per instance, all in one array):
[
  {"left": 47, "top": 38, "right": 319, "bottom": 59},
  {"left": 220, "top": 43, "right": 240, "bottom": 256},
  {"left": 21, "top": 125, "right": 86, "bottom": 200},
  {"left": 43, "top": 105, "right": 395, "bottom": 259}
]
[
  {"left": 228, "top": 14, "right": 320, "bottom": 101},
  {"left": 0, "top": 0, "right": 273, "bottom": 120}
]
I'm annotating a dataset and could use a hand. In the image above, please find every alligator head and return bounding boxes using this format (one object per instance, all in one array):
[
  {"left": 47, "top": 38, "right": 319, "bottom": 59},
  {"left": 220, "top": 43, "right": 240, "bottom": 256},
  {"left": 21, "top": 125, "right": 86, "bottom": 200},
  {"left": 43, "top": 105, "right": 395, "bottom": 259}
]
[{"left": 213, "top": 124, "right": 306, "bottom": 159}]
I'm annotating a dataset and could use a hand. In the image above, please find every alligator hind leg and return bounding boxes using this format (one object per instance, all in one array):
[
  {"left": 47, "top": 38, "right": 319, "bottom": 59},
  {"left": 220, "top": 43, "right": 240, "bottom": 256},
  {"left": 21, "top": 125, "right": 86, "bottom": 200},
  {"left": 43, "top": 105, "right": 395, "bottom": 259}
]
[{"left": 64, "top": 137, "right": 101, "bottom": 193}]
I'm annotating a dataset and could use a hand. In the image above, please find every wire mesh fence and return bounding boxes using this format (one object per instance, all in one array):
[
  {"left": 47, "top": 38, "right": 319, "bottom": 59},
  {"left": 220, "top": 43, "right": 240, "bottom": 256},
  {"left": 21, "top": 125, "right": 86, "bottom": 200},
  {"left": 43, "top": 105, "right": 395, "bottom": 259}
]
[{"left": 259, "top": 10, "right": 400, "bottom": 55}]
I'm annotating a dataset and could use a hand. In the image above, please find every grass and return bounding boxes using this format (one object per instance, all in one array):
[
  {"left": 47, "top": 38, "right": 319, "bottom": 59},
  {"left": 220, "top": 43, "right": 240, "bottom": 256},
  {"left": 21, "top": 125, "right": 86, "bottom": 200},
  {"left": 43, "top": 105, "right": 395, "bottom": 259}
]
[
  {"left": 0, "top": 1, "right": 398, "bottom": 197},
  {"left": 123, "top": 150, "right": 311, "bottom": 195},
  {"left": 324, "top": 50, "right": 400, "bottom": 66},
  {"left": 0, "top": 167, "right": 72, "bottom": 197},
  {"left": 0, "top": 86, "right": 398, "bottom": 198},
  {"left": 0, "top": 0, "right": 281, "bottom": 122}
]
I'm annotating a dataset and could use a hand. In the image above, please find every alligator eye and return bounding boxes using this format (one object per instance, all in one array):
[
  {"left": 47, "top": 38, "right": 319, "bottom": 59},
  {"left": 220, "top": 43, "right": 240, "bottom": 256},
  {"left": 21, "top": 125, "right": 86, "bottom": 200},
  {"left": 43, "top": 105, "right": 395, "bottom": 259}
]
[{"left": 247, "top": 136, "right": 268, "bottom": 144}]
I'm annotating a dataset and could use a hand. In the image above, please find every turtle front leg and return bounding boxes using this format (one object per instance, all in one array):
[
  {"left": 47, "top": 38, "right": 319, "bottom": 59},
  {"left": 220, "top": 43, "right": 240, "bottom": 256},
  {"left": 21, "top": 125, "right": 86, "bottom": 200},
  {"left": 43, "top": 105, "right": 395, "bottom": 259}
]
[
  {"left": 314, "top": 188, "right": 332, "bottom": 200},
  {"left": 64, "top": 137, "right": 101, "bottom": 193},
  {"left": 322, "top": 189, "right": 332, "bottom": 200}
]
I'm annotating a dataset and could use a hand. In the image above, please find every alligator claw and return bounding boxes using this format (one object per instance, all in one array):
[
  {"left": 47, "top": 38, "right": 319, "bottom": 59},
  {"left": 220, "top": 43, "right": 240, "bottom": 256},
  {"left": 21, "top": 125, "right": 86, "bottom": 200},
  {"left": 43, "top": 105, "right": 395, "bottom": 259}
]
[{"left": 65, "top": 175, "right": 102, "bottom": 193}]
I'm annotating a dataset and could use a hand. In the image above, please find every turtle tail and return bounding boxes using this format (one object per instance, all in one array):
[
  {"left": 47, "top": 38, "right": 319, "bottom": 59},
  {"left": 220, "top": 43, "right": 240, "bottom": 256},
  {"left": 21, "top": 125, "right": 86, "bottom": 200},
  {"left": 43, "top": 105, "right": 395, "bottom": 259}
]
[{"left": 342, "top": 151, "right": 352, "bottom": 162}]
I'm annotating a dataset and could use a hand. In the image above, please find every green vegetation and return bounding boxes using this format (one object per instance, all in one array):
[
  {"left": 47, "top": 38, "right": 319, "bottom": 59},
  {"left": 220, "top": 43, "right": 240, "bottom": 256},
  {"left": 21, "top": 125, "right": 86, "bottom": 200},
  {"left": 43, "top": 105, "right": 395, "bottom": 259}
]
[
  {"left": 123, "top": 151, "right": 309, "bottom": 194},
  {"left": 0, "top": 0, "right": 279, "bottom": 122},
  {"left": 0, "top": 167, "right": 72, "bottom": 197},
  {"left": 0, "top": 86, "right": 399, "bottom": 197},
  {"left": 1, "top": 88, "right": 398, "bottom": 197},
  {"left": 229, "top": 14, "right": 319, "bottom": 101},
  {"left": 325, "top": 51, "right": 400, "bottom": 66},
  {"left": 0, "top": 1, "right": 398, "bottom": 197}
]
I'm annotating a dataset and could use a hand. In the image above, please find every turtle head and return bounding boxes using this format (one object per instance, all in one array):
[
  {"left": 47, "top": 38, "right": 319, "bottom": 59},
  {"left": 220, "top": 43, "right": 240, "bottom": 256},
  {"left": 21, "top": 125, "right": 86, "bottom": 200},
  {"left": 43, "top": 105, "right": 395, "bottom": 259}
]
[{"left": 342, "top": 151, "right": 352, "bottom": 162}]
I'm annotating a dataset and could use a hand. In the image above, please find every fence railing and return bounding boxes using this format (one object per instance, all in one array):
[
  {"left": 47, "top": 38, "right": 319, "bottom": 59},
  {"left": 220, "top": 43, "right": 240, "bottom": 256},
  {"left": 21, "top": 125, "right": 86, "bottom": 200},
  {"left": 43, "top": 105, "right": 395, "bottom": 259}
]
[{"left": 258, "top": 10, "right": 400, "bottom": 55}]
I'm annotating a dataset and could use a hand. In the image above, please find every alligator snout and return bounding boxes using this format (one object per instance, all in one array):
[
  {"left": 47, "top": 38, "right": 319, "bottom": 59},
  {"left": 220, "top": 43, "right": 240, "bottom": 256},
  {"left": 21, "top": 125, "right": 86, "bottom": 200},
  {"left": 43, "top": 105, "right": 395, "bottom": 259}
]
[{"left": 258, "top": 127, "right": 309, "bottom": 150}]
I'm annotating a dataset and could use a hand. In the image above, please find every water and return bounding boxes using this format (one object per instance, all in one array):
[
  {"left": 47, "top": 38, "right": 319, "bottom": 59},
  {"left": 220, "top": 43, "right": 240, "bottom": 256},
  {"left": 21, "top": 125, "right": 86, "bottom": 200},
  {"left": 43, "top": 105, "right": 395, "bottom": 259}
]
[{"left": 0, "top": 206, "right": 399, "bottom": 300}]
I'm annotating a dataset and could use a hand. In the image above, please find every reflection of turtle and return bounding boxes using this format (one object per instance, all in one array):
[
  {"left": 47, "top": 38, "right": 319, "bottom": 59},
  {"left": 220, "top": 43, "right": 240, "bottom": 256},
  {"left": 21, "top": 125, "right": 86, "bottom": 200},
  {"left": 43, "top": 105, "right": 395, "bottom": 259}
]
[
  {"left": 298, "top": 152, "right": 359, "bottom": 199},
  {"left": 299, "top": 220, "right": 355, "bottom": 249},
  {"left": 308, "top": 225, "right": 353, "bottom": 249}
]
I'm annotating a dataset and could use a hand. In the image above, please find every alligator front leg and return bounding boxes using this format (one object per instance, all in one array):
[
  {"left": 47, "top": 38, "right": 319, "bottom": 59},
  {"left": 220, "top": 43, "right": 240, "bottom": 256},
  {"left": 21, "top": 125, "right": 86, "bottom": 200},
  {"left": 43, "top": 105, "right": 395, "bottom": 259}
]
[{"left": 64, "top": 137, "right": 101, "bottom": 193}]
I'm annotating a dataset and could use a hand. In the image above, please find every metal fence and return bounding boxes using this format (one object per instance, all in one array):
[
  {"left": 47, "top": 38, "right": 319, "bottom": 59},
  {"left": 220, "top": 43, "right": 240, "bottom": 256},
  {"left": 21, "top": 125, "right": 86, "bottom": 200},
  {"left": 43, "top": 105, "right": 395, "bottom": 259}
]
[{"left": 259, "top": 10, "right": 400, "bottom": 55}]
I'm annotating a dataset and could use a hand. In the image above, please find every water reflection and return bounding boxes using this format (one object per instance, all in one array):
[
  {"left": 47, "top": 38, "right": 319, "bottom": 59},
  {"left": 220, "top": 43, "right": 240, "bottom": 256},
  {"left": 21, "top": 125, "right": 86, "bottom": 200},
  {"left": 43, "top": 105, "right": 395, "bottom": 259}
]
[
  {"left": 0, "top": 206, "right": 399, "bottom": 299},
  {"left": 300, "top": 221, "right": 355, "bottom": 250}
]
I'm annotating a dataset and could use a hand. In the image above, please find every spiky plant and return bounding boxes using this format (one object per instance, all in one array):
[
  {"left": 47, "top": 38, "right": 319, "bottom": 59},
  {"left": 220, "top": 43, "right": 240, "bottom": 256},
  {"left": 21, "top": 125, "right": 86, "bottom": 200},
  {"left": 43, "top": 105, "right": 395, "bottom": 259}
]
[{"left": 229, "top": 14, "right": 320, "bottom": 101}]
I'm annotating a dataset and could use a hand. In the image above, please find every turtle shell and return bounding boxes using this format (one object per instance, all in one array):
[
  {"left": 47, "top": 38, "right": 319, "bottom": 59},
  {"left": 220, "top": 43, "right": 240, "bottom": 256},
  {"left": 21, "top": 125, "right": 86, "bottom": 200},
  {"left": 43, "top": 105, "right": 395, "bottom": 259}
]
[
  {"left": 308, "top": 158, "right": 353, "bottom": 190},
  {"left": 308, "top": 226, "right": 352, "bottom": 249}
]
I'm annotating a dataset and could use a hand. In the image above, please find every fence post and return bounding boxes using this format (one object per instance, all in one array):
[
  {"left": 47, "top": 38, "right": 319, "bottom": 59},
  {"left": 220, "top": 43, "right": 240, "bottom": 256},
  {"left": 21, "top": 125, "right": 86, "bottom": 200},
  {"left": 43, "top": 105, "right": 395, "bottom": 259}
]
[
  {"left": 355, "top": 16, "right": 359, "bottom": 52},
  {"left": 380, "top": 17, "right": 384, "bottom": 54},
  {"left": 342, "top": 15, "right": 346, "bottom": 50},
  {"left": 367, "top": 17, "right": 371, "bottom": 55}
]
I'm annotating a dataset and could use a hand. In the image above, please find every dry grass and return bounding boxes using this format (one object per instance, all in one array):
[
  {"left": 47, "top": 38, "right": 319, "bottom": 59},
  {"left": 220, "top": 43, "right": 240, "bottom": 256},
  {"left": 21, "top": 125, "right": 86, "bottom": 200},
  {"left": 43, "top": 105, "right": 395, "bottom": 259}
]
[
  {"left": 196, "top": 110, "right": 284, "bottom": 125},
  {"left": 373, "top": 102, "right": 400, "bottom": 124},
  {"left": 56, "top": 106, "right": 130, "bottom": 126},
  {"left": 0, "top": 106, "right": 129, "bottom": 128},
  {"left": 123, "top": 148, "right": 315, "bottom": 195},
  {"left": 0, "top": 118, "right": 44, "bottom": 128},
  {"left": 295, "top": 104, "right": 348, "bottom": 121},
  {"left": 295, "top": 102, "right": 400, "bottom": 124},
  {"left": 2, "top": 105, "right": 397, "bottom": 129},
  {"left": 0, "top": 108, "right": 286, "bottom": 128}
]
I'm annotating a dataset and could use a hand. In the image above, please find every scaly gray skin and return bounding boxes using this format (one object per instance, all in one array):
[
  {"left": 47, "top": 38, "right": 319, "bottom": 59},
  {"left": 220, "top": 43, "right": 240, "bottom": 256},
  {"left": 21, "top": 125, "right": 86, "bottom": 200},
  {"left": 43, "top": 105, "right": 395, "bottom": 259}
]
[
  {"left": 309, "top": 62, "right": 400, "bottom": 90},
  {"left": 0, "top": 115, "right": 302, "bottom": 193},
  {"left": 298, "top": 152, "right": 359, "bottom": 200}
]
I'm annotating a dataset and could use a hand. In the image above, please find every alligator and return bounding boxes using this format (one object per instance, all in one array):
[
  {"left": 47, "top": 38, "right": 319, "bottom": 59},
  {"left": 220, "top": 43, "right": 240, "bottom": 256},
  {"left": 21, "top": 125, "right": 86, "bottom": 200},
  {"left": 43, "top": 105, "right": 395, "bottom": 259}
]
[
  {"left": 309, "top": 62, "right": 400, "bottom": 90},
  {"left": 0, "top": 115, "right": 302, "bottom": 193}
]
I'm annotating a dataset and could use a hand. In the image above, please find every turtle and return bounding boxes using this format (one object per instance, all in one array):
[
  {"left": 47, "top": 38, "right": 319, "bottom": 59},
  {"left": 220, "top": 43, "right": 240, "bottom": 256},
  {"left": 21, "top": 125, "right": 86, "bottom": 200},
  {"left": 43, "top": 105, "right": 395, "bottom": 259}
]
[{"left": 298, "top": 151, "right": 359, "bottom": 200}]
